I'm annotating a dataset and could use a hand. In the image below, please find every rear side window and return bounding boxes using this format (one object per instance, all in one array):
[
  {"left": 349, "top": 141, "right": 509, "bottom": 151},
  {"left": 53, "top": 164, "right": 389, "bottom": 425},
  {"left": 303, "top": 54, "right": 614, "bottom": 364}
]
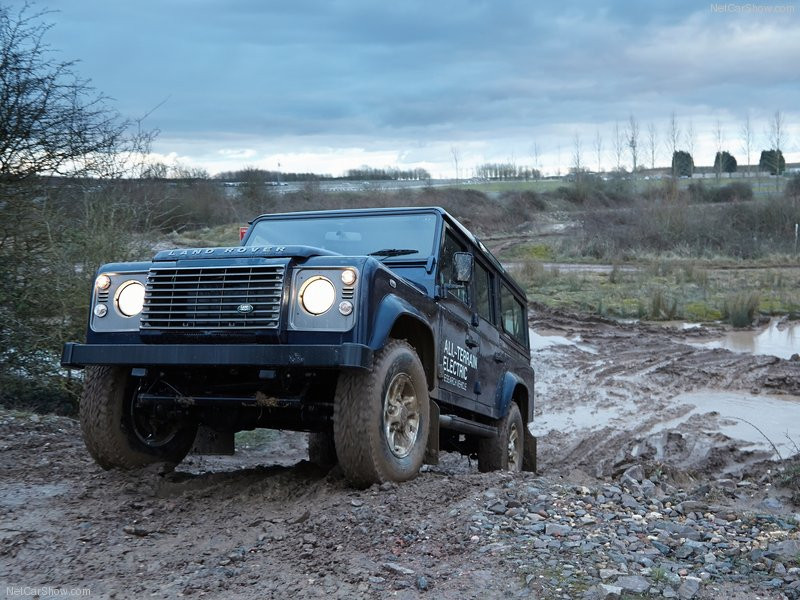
[{"left": 500, "top": 284, "right": 527, "bottom": 347}]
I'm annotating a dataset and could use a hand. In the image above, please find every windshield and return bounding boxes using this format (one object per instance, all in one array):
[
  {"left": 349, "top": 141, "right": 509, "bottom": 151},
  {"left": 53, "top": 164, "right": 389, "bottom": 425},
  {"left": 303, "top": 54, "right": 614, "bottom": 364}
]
[{"left": 246, "top": 213, "right": 438, "bottom": 258}]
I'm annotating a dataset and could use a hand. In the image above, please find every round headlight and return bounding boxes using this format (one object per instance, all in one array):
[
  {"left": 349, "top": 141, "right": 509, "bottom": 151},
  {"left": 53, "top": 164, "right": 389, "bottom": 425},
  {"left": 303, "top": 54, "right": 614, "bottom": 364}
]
[
  {"left": 116, "top": 281, "right": 145, "bottom": 317},
  {"left": 300, "top": 277, "right": 336, "bottom": 315}
]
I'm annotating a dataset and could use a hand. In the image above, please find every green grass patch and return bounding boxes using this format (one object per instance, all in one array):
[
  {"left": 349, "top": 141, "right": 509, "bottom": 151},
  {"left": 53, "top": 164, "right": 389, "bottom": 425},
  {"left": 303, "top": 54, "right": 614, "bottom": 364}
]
[{"left": 515, "top": 259, "right": 800, "bottom": 322}]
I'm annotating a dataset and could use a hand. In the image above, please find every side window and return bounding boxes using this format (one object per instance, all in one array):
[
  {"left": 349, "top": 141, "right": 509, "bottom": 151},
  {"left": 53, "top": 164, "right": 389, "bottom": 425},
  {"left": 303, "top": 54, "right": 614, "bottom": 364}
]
[
  {"left": 474, "top": 261, "right": 494, "bottom": 323},
  {"left": 438, "top": 230, "right": 469, "bottom": 304},
  {"left": 500, "top": 284, "right": 527, "bottom": 346}
]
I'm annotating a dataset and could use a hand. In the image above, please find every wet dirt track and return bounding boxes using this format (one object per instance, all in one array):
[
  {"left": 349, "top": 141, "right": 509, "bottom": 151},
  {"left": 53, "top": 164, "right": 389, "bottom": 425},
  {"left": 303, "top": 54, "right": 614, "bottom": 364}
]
[{"left": 2, "top": 309, "right": 800, "bottom": 599}]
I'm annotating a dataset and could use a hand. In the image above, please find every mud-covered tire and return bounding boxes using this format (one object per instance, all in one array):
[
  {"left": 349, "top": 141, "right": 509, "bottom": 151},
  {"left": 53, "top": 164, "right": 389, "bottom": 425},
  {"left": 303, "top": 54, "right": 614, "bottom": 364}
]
[
  {"left": 333, "top": 339, "right": 430, "bottom": 488},
  {"left": 79, "top": 366, "right": 197, "bottom": 469},
  {"left": 478, "top": 401, "right": 523, "bottom": 473},
  {"left": 522, "top": 430, "right": 537, "bottom": 473},
  {"left": 307, "top": 432, "right": 337, "bottom": 468}
]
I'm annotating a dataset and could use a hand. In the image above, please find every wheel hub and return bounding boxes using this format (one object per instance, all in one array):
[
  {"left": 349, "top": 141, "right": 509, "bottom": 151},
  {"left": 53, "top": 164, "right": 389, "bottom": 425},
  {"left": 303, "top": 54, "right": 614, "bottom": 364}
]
[
  {"left": 383, "top": 373, "right": 420, "bottom": 459},
  {"left": 131, "top": 395, "right": 181, "bottom": 448}
]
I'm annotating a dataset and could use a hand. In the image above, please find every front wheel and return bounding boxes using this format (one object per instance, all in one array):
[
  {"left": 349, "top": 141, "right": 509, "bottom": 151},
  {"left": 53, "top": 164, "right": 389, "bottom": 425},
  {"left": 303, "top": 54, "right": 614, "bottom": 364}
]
[
  {"left": 478, "top": 401, "right": 523, "bottom": 473},
  {"left": 334, "top": 339, "right": 430, "bottom": 488},
  {"left": 79, "top": 366, "right": 198, "bottom": 469}
]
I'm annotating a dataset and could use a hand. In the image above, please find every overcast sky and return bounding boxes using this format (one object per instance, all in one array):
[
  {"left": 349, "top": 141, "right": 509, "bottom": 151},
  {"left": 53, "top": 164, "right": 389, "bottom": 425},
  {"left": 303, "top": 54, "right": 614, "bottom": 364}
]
[{"left": 14, "top": 0, "right": 800, "bottom": 176}]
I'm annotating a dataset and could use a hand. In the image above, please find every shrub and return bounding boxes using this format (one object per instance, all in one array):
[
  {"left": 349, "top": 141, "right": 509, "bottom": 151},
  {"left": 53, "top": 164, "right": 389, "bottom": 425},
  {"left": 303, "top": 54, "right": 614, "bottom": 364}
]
[
  {"left": 650, "top": 288, "right": 678, "bottom": 319},
  {"left": 687, "top": 182, "right": 710, "bottom": 203},
  {"left": 710, "top": 182, "right": 753, "bottom": 203},
  {"left": 786, "top": 174, "right": 800, "bottom": 202},
  {"left": 723, "top": 292, "right": 760, "bottom": 327}
]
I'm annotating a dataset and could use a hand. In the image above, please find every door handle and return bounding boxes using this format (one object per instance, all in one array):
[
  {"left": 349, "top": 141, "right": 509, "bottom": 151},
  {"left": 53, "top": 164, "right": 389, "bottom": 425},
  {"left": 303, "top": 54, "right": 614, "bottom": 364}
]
[
  {"left": 493, "top": 351, "right": 506, "bottom": 363},
  {"left": 465, "top": 335, "right": 478, "bottom": 348}
]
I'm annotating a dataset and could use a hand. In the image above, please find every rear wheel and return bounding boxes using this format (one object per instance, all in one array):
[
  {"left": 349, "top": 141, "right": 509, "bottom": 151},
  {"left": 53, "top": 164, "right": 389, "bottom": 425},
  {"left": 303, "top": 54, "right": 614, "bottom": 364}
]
[
  {"left": 79, "top": 366, "right": 197, "bottom": 469},
  {"left": 334, "top": 339, "right": 430, "bottom": 488},
  {"left": 478, "top": 401, "right": 523, "bottom": 473}
]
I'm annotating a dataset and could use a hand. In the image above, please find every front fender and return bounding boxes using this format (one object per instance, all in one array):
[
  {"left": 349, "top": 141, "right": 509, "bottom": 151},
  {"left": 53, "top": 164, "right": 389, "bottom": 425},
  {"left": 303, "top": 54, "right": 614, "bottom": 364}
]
[{"left": 367, "top": 294, "right": 433, "bottom": 351}]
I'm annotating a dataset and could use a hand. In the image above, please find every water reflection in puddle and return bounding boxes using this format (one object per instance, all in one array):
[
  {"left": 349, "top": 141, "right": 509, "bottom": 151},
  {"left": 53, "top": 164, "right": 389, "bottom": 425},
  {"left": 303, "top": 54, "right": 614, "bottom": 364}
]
[
  {"left": 690, "top": 318, "right": 800, "bottom": 360},
  {"left": 529, "top": 328, "right": 598, "bottom": 354},
  {"left": 657, "top": 391, "right": 800, "bottom": 458}
]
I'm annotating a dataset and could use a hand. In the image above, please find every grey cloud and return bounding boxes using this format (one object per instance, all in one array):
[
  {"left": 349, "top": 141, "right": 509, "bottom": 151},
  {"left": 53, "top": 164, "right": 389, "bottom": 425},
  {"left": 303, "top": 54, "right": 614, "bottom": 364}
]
[{"left": 8, "top": 0, "right": 799, "bottom": 170}]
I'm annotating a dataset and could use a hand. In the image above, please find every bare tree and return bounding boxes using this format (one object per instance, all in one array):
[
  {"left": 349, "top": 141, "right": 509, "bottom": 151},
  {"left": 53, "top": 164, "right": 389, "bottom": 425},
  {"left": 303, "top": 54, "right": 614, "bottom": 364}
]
[
  {"left": 626, "top": 114, "right": 640, "bottom": 180},
  {"left": 531, "top": 142, "right": 541, "bottom": 179},
  {"left": 646, "top": 122, "right": 657, "bottom": 170},
  {"left": 0, "top": 4, "right": 155, "bottom": 400},
  {"left": 450, "top": 145, "right": 461, "bottom": 183},
  {"left": 768, "top": 110, "right": 786, "bottom": 190},
  {"left": 594, "top": 129, "right": 603, "bottom": 173},
  {"left": 612, "top": 121, "right": 624, "bottom": 172},
  {"left": 740, "top": 112, "right": 754, "bottom": 178},
  {"left": 714, "top": 118, "right": 725, "bottom": 180},
  {"left": 666, "top": 112, "right": 680, "bottom": 177},
  {"left": 0, "top": 4, "right": 141, "bottom": 182},
  {"left": 571, "top": 132, "right": 583, "bottom": 182},
  {"left": 685, "top": 120, "right": 696, "bottom": 177},
  {"left": 556, "top": 143, "right": 562, "bottom": 177}
]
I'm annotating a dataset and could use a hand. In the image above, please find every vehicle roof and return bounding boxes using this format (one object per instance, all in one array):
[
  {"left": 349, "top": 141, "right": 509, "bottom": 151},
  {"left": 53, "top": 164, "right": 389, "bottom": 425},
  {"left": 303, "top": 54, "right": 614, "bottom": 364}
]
[{"left": 250, "top": 206, "right": 527, "bottom": 299}]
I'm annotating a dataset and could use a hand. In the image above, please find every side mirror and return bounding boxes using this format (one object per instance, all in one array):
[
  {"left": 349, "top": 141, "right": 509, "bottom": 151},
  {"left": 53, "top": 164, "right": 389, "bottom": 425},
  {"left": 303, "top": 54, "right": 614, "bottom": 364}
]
[{"left": 453, "top": 252, "right": 474, "bottom": 283}]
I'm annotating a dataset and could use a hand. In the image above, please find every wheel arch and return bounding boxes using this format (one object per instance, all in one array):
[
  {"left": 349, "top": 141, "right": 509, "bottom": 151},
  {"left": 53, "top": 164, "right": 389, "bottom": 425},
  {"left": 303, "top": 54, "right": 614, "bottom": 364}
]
[
  {"left": 368, "top": 296, "right": 436, "bottom": 391},
  {"left": 495, "top": 371, "right": 534, "bottom": 423}
]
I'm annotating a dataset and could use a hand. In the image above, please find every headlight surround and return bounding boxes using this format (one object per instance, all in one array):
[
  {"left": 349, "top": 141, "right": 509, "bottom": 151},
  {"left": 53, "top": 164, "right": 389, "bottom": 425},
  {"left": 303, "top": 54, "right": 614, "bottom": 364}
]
[
  {"left": 299, "top": 276, "right": 336, "bottom": 315},
  {"left": 116, "top": 280, "right": 146, "bottom": 317}
]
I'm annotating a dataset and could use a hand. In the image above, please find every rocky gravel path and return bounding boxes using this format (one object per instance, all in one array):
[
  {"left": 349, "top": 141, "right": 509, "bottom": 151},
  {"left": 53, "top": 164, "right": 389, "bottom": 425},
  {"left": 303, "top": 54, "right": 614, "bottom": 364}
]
[{"left": 1, "top": 408, "right": 799, "bottom": 599}]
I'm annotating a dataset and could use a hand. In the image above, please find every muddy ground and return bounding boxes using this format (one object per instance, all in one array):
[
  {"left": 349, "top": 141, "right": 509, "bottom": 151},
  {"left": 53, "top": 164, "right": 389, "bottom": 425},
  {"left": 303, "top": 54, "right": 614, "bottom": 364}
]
[{"left": 2, "top": 311, "right": 800, "bottom": 599}]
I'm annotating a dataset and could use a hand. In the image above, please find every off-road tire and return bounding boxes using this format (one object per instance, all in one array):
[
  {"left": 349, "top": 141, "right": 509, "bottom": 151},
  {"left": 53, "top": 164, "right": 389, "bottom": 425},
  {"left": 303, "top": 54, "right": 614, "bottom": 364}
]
[
  {"left": 522, "top": 430, "right": 537, "bottom": 473},
  {"left": 307, "top": 432, "right": 337, "bottom": 468},
  {"left": 79, "top": 366, "right": 197, "bottom": 469},
  {"left": 333, "top": 339, "right": 430, "bottom": 488},
  {"left": 477, "top": 401, "right": 523, "bottom": 473}
]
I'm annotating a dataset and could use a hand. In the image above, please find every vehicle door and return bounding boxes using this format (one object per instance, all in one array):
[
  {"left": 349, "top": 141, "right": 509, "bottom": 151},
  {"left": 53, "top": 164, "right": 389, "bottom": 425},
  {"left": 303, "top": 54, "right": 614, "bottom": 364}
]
[
  {"left": 470, "top": 258, "right": 504, "bottom": 413},
  {"left": 436, "top": 228, "right": 480, "bottom": 408}
]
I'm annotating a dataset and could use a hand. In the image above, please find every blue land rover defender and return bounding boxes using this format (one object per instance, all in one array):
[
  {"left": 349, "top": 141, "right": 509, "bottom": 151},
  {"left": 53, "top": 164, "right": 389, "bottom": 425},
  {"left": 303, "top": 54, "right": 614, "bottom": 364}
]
[{"left": 62, "top": 207, "right": 536, "bottom": 487}]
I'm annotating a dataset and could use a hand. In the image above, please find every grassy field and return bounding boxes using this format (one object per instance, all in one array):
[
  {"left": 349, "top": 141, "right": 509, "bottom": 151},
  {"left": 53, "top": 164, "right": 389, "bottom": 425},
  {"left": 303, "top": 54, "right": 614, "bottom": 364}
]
[
  {"left": 509, "top": 259, "right": 800, "bottom": 324},
  {"left": 462, "top": 174, "right": 785, "bottom": 199}
]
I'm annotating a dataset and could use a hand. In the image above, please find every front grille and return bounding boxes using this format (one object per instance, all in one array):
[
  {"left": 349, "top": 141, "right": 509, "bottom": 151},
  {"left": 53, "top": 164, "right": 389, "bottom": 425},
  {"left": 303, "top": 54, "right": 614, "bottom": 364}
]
[{"left": 141, "top": 264, "right": 285, "bottom": 330}]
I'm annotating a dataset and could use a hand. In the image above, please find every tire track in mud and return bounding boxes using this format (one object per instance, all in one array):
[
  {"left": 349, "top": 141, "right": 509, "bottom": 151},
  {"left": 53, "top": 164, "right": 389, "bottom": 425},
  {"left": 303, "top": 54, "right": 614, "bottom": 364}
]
[{"left": 530, "top": 308, "right": 800, "bottom": 482}]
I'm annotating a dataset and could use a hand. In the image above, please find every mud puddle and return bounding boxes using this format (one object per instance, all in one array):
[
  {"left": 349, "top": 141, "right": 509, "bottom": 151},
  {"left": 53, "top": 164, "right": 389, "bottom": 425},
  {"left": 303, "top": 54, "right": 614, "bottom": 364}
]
[
  {"left": 530, "top": 309, "right": 800, "bottom": 480},
  {"left": 654, "top": 390, "right": 800, "bottom": 459},
  {"left": 689, "top": 318, "right": 800, "bottom": 360}
]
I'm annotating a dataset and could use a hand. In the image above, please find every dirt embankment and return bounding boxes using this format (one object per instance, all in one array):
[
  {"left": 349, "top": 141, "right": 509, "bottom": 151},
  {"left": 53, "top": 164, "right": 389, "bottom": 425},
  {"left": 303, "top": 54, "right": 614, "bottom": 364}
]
[{"left": 2, "top": 311, "right": 800, "bottom": 599}]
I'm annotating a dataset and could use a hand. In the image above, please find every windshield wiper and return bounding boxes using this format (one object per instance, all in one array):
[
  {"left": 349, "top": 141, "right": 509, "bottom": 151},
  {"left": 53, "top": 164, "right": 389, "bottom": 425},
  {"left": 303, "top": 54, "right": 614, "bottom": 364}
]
[{"left": 368, "top": 248, "right": 419, "bottom": 257}]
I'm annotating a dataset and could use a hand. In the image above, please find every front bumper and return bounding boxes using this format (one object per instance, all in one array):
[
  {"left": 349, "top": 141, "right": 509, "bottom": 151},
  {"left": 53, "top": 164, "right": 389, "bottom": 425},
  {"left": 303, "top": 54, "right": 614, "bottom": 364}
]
[{"left": 61, "top": 342, "right": 373, "bottom": 370}]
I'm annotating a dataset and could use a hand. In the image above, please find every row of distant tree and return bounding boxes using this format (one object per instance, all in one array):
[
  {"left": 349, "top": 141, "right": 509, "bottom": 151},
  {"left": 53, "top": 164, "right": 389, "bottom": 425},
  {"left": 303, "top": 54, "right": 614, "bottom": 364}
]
[{"left": 212, "top": 166, "right": 432, "bottom": 183}]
